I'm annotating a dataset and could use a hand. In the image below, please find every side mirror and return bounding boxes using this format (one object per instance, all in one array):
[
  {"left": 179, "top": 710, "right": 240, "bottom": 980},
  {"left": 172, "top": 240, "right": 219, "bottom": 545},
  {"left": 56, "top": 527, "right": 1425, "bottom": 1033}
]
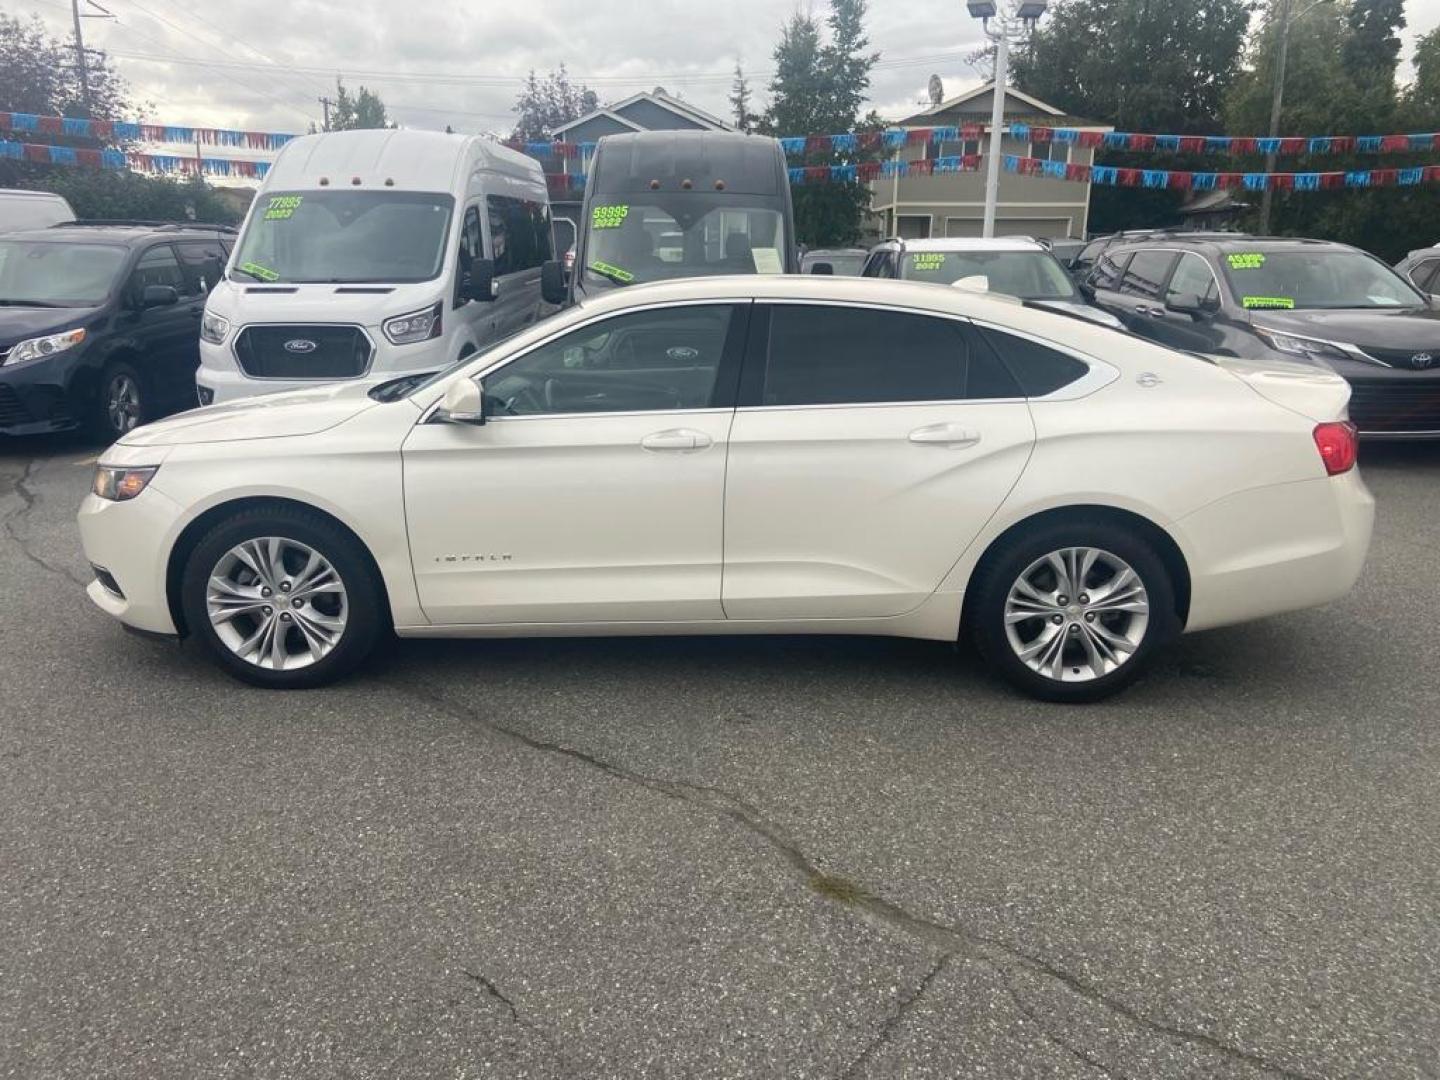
[
  {"left": 141, "top": 284, "right": 179, "bottom": 309},
  {"left": 435, "top": 378, "right": 486, "bottom": 425},
  {"left": 809, "top": 262, "right": 834, "bottom": 275},
  {"left": 1077, "top": 279, "right": 1097, "bottom": 299},
  {"left": 467, "top": 257, "right": 497, "bottom": 303},
  {"left": 1165, "top": 292, "right": 1211, "bottom": 318},
  {"left": 541, "top": 259, "right": 567, "bottom": 306}
]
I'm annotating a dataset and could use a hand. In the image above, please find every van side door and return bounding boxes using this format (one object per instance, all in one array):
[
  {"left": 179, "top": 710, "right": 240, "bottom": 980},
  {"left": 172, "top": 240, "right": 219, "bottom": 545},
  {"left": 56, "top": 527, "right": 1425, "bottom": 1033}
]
[{"left": 486, "top": 194, "right": 551, "bottom": 340}]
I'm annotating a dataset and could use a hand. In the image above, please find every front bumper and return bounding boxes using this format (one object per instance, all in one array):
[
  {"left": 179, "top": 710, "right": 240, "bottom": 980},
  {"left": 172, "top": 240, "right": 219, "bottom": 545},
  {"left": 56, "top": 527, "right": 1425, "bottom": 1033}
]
[
  {"left": 0, "top": 356, "right": 85, "bottom": 435},
  {"left": 1179, "top": 470, "right": 1375, "bottom": 633},
  {"left": 77, "top": 483, "right": 186, "bottom": 636}
]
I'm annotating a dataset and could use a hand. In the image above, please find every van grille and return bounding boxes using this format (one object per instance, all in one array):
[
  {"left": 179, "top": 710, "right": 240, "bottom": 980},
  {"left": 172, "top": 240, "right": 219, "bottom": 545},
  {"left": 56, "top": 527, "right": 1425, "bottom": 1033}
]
[
  {"left": 1347, "top": 379, "right": 1440, "bottom": 433},
  {"left": 233, "top": 325, "right": 372, "bottom": 380}
]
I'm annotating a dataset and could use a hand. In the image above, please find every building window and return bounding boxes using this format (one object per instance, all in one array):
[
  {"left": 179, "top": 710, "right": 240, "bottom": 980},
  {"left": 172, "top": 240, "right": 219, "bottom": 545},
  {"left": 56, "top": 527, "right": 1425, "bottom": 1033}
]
[{"left": 895, "top": 215, "right": 931, "bottom": 240}]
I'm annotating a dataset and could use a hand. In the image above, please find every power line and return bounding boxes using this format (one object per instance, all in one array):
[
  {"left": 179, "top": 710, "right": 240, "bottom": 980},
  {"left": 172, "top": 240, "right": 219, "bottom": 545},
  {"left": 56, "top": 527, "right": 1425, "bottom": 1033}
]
[{"left": 146, "top": 0, "right": 333, "bottom": 100}]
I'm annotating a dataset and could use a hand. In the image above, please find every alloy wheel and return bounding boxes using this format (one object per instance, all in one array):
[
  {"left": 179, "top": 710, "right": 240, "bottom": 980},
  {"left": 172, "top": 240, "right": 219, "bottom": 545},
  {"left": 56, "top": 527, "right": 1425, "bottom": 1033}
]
[
  {"left": 106, "top": 374, "right": 142, "bottom": 435},
  {"left": 206, "top": 537, "right": 349, "bottom": 671},
  {"left": 1003, "top": 546, "right": 1150, "bottom": 683}
]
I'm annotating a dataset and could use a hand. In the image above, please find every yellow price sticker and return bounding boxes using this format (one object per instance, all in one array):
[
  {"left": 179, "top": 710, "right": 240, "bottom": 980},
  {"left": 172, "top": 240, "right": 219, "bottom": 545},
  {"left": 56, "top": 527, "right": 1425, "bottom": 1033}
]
[
  {"left": 592, "top": 205, "right": 629, "bottom": 230},
  {"left": 1228, "top": 253, "right": 1266, "bottom": 270},
  {"left": 910, "top": 253, "right": 948, "bottom": 271},
  {"left": 1242, "top": 295, "right": 1294, "bottom": 309}
]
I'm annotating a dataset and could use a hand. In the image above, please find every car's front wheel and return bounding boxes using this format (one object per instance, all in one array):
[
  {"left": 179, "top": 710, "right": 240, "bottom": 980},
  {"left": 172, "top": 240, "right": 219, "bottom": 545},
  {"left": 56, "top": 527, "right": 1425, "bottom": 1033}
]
[
  {"left": 91, "top": 361, "right": 148, "bottom": 443},
  {"left": 970, "top": 520, "right": 1179, "bottom": 703},
  {"left": 180, "top": 506, "right": 387, "bottom": 689}
]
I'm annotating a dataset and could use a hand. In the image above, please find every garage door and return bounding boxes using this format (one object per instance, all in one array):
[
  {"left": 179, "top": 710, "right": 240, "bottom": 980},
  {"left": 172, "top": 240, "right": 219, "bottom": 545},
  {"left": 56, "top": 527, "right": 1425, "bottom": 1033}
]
[{"left": 946, "top": 216, "right": 1072, "bottom": 239}]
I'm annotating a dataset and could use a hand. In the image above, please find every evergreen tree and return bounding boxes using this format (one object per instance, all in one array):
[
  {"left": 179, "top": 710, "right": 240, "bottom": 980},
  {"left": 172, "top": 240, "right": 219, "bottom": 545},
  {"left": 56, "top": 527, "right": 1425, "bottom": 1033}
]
[
  {"left": 728, "top": 63, "right": 756, "bottom": 134},
  {"left": 326, "top": 78, "right": 391, "bottom": 131},
  {"left": 762, "top": 1, "right": 879, "bottom": 246},
  {"left": 511, "top": 66, "right": 598, "bottom": 143},
  {"left": 1406, "top": 26, "right": 1440, "bottom": 122}
]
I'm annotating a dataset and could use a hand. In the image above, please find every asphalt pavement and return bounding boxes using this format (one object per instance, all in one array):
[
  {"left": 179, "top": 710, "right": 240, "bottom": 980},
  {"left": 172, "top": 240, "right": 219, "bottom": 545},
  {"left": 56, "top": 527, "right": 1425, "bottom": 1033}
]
[{"left": 2, "top": 435, "right": 1438, "bottom": 1079}]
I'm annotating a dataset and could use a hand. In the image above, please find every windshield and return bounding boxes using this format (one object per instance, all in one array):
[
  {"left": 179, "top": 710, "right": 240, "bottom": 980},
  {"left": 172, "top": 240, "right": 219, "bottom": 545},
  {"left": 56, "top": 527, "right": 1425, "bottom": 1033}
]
[
  {"left": 900, "top": 250, "right": 1078, "bottom": 300},
  {"left": 1221, "top": 250, "right": 1425, "bottom": 310},
  {"left": 581, "top": 197, "right": 785, "bottom": 289},
  {"left": 804, "top": 253, "right": 867, "bottom": 275},
  {"left": 232, "top": 190, "right": 454, "bottom": 284},
  {"left": 0, "top": 241, "right": 126, "bottom": 306}
]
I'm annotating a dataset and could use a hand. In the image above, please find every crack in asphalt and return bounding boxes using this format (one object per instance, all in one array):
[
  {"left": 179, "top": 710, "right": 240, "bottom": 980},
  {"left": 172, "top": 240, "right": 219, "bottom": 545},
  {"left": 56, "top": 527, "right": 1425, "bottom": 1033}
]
[
  {"left": 988, "top": 960, "right": 1121, "bottom": 1078},
  {"left": 462, "top": 967, "right": 521, "bottom": 1025},
  {"left": 3, "top": 457, "right": 90, "bottom": 590},
  {"left": 839, "top": 953, "right": 952, "bottom": 1079},
  {"left": 395, "top": 678, "right": 1319, "bottom": 1080},
  {"left": 462, "top": 965, "right": 570, "bottom": 1069}
]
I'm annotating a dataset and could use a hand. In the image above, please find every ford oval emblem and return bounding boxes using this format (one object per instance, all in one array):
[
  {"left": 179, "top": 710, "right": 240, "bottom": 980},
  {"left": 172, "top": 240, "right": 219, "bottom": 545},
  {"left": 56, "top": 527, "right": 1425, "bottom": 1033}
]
[
  {"left": 667, "top": 346, "right": 700, "bottom": 361},
  {"left": 1411, "top": 352, "right": 1435, "bottom": 370},
  {"left": 284, "top": 338, "right": 318, "bottom": 354}
]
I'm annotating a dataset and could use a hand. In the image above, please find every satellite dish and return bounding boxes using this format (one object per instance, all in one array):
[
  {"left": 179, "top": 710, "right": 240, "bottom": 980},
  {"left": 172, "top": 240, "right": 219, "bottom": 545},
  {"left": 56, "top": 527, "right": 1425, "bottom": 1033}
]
[{"left": 928, "top": 74, "right": 945, "bottom": 105}]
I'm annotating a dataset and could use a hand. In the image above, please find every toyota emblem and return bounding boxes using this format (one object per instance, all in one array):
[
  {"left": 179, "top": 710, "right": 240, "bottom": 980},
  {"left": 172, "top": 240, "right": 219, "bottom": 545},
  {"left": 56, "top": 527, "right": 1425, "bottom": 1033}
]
[
  {"left": 284, "top": 338, "right": 318, "bottom": 354},
  {"left": 1411, "top": 352, "right": 1435, "bottom": 370}
]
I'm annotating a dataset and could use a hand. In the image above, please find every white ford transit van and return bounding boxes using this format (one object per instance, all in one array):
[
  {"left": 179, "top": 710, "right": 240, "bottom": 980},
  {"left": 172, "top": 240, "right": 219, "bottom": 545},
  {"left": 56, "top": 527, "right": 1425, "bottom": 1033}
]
[
  {"left": 0, "top": 189, "right": 76, "bottom": 232},
  {"left": 197, "top": 130, "right": 557, "bottom": 404}
]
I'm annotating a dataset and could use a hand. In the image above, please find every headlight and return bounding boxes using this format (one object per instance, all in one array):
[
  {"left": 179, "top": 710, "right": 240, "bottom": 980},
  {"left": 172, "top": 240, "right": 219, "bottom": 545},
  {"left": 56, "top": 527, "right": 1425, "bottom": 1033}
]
[
  {"left": 92, "top": 465, "right": 159, "bottom": 502},
  {"left": 1253, "top": 327, "right": 1351, "bottom": 362},
  {"left": 383, "top": 301, "right": 443, "bottom": 345},
  {"left": 4, "top": 328, "right": 86, "bottom": 366},
  {"left": 200, "top": 311, "right": 230, "bottom": 344}
]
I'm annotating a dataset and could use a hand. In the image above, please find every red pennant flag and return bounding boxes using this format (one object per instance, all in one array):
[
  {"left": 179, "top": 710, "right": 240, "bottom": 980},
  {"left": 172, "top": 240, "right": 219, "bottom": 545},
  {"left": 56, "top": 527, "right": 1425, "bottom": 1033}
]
[
  {"left": 856, "top": 161, "right": 883, "bottom": 181},
  {"left": 1319, "top": 172, "right": 1346, "bottom": 190},
  {"left": 962, "top": 154, "right": 982, "bottom": 171},
  {"left": 1278, "top": 138, "right": 1306, "bottom": 155},
  {"left": 1065, "top": 162, "right": 1092, "bottom": 182},
  {"left": 1178, "top": 137, "right": 1207, "bottom": 154},
  {"left": 1331, "top": 136, "right": 1356, "bottom": 153},
  {"left": 906, "top": 128, "right": 933, "bottom": 145},
  {"left": 37, "top": 115, "right": 63, "bottom": 136},
  {"left": 909, "top": 158, "right": 935, "bottom": 176},
  {"left": 1269, "top": 173, "right": 1294, "bottom": 191},
  {"left": 1229, "top": 137, "right": 1257, "bottom": 155},
  {"left": 22, "top": 143, "right": 49, "bottom": 162},
  {"left": 1078, "top": 130, "right": 1105, "bottom": 148},
  {"left": 1127, "top": 134, "right": 1155, "bottom": 151},
  {"left": 805, "top": 135, "right": 830, "bottom": 154},
  {"left": 75, "top": 148, "right": 102, "bottom": 168},
  {"left": 960, "top": 124, "right": 983, "bottom": 140},
  {"left": 0, "top": 112, "right": 12, "bottom": 131},
  {"left": 804, "top": 165, "right": 829, "bottom": 182},
  {"left": 858, "top": 131, "right": 882, "bottom": 150},
  {"left": 1117, "top": 167, "right": 1142, "bottom": 186},
  {"left": 1380, "top": 135, "right": 1409, "bottom": 153},
  {"left": 90, "top": 119, "right": 113, "bottom": 141},
  {"left": 1370, "top": 168, "right": 1399, "bottom": 187},
  {"left": 1168, "top": 171, "right": 1194, "bottom": 190},
  {"left": 1030, "top": 126, "right": 1053, "bottom": 143}
]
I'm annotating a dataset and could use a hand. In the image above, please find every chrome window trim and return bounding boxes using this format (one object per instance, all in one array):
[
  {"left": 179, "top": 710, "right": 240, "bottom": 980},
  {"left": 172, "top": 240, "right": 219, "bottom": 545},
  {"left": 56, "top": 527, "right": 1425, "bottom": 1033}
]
[{"left": 1167, "top": 251, "right": 1224, "bottom": 305}]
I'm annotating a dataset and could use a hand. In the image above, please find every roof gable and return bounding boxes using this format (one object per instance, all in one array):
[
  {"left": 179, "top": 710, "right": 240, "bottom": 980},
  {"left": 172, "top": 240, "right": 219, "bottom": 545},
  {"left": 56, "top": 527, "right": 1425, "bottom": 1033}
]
[{"left": 553, "top": 89, "right": 730, "bottom": 139}]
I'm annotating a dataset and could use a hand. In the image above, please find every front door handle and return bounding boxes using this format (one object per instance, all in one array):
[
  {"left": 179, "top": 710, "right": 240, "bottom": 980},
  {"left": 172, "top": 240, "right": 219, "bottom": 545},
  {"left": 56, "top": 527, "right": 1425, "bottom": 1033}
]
[
  {"left": 908, "top": 423, "right": 980, "bottom": 448},
  {"left": 641, "top": 428, "right": 713, "bottom": 452}
]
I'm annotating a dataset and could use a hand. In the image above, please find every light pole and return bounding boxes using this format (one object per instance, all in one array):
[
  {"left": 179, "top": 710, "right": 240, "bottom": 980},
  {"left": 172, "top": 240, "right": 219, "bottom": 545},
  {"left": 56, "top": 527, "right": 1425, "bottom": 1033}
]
[
  {"left": 966, "top": 2, "right": 1047, "bottom": 238},
  {"left": 1258, "top": 0, "right": 1334, "bottom": 233}
]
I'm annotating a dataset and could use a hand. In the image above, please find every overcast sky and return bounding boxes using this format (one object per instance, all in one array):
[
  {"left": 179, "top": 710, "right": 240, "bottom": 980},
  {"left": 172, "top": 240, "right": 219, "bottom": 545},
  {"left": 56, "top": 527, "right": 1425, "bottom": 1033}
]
[{"left": 20, "top": 0, "right": 1440, "bottom": 146}]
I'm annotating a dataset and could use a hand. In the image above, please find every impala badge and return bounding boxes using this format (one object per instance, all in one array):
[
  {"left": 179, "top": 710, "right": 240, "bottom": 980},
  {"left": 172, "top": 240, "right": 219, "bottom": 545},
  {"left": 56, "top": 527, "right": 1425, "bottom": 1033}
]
[{"left": 284, "top": 338, "right": 318, "bottom": 354}]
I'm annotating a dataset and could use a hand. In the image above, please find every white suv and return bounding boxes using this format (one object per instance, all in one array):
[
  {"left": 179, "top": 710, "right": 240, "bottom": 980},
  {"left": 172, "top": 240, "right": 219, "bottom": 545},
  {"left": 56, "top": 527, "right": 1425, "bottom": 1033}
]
[{"left": 79, "top": 276, "right": 1372, "bottom": 702}]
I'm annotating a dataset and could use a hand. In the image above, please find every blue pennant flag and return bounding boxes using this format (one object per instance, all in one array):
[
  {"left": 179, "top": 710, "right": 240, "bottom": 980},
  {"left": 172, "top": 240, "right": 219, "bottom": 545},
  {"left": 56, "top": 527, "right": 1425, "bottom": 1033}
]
[
  {"left": 883, "top": 130, "right": 907, "bottom": 149},
  {"left": 1205, "top": 136, "right": 1232, "bottom": 153},
  {"left": 1399, "top": 167, "right": 1424, "bottom": 186},
  {"left": 1142, "top": 169, "right": 1170, "bottom": 188},
  {"left": 787, "top": 167, "right": 805, "bottom": 184},
  {"left": 1155, "top": 135, "right": 1181, "bottom": 152},
  {"left": 1356, "top": 136, "right": 1383, "bottom": 153},
  {"left": 1294, "top": 173, "right": 1321, "bottom": 191},
  {"left": 830, "top": 133, "right": 857, "bottom": 153},
  {"left": 1192, "top": 173, "right": 1218, "bottom": 190},
  {"left": 1091, "top": 165, "right": 1118, "bottom": 184},
  {"left": 62, "top": 117, "right": 91, "bottom": 137},
  {"left": 779, "top": 137, "right": 806, "bottom": 156},
  {"left": 1103, "top": 132, "right": 1128, "bottom": 149},
  {"left": 1345, "top": 170, "right": 1372, "bottom": 188}
]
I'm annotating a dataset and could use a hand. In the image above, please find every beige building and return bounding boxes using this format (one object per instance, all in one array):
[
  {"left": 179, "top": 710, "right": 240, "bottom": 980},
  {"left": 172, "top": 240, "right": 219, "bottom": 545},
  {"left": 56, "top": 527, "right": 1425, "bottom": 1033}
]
[{"left": 868, "top": 82, "right": 1111, "bottom": 242}]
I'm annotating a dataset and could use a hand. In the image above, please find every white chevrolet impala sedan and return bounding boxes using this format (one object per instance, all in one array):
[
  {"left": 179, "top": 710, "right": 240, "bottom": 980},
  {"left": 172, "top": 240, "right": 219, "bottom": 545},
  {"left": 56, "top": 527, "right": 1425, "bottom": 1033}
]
[{"left": 78, "top": 276, "right": 1374, "bottom": 702}]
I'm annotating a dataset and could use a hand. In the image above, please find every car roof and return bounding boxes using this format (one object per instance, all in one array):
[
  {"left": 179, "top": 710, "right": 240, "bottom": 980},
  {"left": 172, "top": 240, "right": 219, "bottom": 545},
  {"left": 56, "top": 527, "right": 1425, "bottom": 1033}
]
[
  {"left": 1109, "top": 234, "right": 1355, "bottom": 256},
  {"left": 1, "top": 222, "right": 233, "bottom": 244},
  {"left": 803, "top": 248, "right": 868, "bottom": 256},
  {"left": 879, "top": 237, "right": 1047, "bottom": 253}
]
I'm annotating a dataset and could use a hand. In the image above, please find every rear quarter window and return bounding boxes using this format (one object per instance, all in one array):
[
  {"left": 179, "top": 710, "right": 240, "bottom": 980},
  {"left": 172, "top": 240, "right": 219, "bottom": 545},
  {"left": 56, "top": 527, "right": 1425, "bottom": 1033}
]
[{"left": 980, "top": 328, "right": 1089, "bottom": 397}]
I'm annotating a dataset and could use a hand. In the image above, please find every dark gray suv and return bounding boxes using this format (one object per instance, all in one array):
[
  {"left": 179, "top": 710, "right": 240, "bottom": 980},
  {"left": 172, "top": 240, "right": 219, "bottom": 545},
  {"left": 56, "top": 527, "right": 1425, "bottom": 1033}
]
[{"left": 1084, "top": 235, "right": 1440, "bottom": 438}]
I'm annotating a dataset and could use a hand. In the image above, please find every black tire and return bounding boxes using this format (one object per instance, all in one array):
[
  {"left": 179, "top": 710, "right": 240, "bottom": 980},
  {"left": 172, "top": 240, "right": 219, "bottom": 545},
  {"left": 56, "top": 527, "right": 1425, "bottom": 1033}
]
[
  {"left": 969, "top": 519, "right": 1180, "bottom": 704},
  {"left": 180, "top": 505, "right": 388, "bottom": 689},
  {"left": 89, "top": 360, "right": 149, "bottom": 444}
]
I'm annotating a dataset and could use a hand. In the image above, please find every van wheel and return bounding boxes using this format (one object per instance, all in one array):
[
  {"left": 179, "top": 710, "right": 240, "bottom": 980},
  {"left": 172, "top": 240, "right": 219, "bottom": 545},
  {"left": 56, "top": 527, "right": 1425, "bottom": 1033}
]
[
  {"left": 90, "top": 361, "right": 147, "bottom": 443},
  {"left": 180, "top": 506, "right": 387, "bottom": 689},
  {"left": 969, "top": 520, "right": 1179, "bottom": 703}
]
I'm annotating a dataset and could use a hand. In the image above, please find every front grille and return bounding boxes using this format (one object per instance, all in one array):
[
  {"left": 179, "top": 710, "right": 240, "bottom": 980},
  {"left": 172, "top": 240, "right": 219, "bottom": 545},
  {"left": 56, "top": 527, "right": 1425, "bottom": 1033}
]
[
  {"left": 1359, "top": 345, "right": 1440, "bottom": 371},
  {"left": 1347, "top": 379, "right": 1440, "bottom": 433},
  {"left": 0, "top": 385, "right": 32, "bottom": 427},
  {"left": 233, "top": 325, "right": 372, "bottom": 380}
]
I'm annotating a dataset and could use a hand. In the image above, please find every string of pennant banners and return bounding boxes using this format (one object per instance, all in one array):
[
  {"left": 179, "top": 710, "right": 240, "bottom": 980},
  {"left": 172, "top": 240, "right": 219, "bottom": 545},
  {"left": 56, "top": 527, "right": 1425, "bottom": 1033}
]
[{"left": 0, "top": 111, "right": 294, "bottom": 150}]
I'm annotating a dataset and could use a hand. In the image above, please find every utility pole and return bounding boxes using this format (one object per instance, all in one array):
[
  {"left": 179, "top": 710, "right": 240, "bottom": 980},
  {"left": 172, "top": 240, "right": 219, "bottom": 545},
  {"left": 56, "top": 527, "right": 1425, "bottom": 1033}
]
[
  {"left": 318, "top": 96, "right": 334, "bottom": 131},
  {"left": 1258, "top": 0, "right": 1293, "bottom": 235},
  {"left": 71, "top": 0, "right": 93, "bottom": 116}
]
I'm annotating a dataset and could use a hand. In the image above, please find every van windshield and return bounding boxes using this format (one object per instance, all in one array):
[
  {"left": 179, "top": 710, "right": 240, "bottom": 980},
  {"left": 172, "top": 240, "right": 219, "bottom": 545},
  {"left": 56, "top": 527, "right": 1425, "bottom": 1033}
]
[
  {"left": 581, "top": 196, "right": 785, "bottom": 291},
  {"left": 231, "top": 190, "right": 454, "bottom": 284},
  {"left": 0, "top": 241, "right": 127, "bottom": 306}
]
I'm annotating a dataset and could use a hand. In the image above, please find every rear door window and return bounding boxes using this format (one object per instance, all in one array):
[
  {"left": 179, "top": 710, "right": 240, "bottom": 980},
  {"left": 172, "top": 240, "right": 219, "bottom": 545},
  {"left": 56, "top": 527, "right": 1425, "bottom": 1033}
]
[
  {"left": 1409, "top": 258, "right": 1440, "bottom": 292},
  {"left": 1119, "top": 250, "right": 1178, "bottom": 300},
  {"left": 1089, "top": 249, "right": 1130, "bottom": 291},
  {"left": 132, "top": 244, "right": 187, "bottom": 296},
  {"left": 1165, "top": 252, "right": 1220, "bottom": 306},
  {"left": 759, "top": 304, "right": 1018, "bottom": 407}
]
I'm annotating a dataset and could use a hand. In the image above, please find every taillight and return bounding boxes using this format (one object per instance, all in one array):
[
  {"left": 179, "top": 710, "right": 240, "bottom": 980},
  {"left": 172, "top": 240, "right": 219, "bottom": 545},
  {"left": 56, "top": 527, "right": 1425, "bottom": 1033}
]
[{"left": 1313, "top": 421, "right": 1357, "bottom": 476}]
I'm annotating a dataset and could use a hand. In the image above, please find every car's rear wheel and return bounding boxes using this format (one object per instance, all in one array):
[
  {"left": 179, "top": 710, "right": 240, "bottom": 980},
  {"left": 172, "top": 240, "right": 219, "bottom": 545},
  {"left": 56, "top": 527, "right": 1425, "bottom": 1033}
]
[
  {"left": 90, "top": 361, "right": 148, "bottom": 443},
  {"left": 970, "top": 520, "right": 1179, "bottom": 703},
  {"left": 180, "top": 507, "right": 387, "bottom": 689}
]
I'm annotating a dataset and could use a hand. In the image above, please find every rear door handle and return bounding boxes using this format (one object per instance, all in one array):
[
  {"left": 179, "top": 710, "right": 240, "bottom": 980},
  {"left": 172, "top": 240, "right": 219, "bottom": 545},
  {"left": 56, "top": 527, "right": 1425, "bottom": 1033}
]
[
  {"left": 641, "top": 428, "right": 713, "bottom": 452},
  {"left": 908, "top": 423, "right": 980, "bottom": 448}
]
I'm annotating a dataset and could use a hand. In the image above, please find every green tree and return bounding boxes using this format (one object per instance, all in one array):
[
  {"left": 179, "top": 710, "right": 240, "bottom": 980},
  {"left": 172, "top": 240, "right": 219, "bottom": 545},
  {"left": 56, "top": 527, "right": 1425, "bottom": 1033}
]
[
  {"left": 510, "top": 65, "right": 598, "bottom": 143},
  {"left": 0, "top": 13, "right": 130, "bottom": 122},
  {"left": 1343, "top": 0, "right": 1406, "bottom": 106},
  {"left": 326, "top": 77, "right": 391, "bottom": 131},
  {"left": 1012, "top": 0, "right": 1252, "bottom": 134},
  {"left": 1405, "top": 25, "right": 1440, "bottom": 121},
  {"left": 761, "top": 0, "right": 879, "bottom": 246},
  {"left": 728, "top": 63, "right": 758, "bottom": 134}
]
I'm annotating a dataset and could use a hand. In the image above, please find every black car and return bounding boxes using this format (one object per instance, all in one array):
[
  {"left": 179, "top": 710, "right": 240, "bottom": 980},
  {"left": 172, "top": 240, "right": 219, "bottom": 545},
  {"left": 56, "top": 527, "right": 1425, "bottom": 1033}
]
[
  {"left": 1084, "top": 235, "right": 1440, "bottom": 438},
  {"left": 0, "top": 221, "right": 234, "bottom": 441}
]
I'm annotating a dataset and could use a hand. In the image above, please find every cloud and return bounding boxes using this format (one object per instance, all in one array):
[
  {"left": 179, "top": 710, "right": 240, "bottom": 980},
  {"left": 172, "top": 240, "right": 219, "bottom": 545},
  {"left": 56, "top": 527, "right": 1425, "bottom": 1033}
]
[{"left": 21, "top": 0, "right": 1440, "bottom": 141}]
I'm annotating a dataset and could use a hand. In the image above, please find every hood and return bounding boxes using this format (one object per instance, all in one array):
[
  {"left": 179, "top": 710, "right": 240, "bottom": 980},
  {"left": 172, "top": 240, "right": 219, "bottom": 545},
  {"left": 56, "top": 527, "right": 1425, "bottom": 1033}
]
[
  {"left": 0, "top": 305, "right": 99, "bottom": 346},
  {"left": 119, "top": 379, "right": 380, "bottom": 447},
  {"left": 1029, "top": 298, "right": 1126, "bottom": 330},
  {"left": 1211, "top": 353, "right": 1351, "bottom": 424},
  {"left": 1252, "top": 305, "right": 1440, "bottom": 350},
  {"left": 206, "top": 278, "right": 440, "bottom": 326}
]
